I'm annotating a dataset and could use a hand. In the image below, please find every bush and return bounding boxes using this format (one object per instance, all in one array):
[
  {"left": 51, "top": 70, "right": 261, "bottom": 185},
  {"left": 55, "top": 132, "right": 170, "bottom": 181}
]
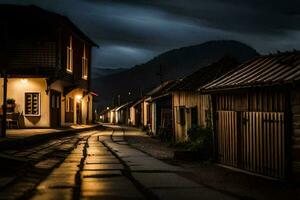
[{"left": 186, "top": 125, "right": 213, "bottom": 152}]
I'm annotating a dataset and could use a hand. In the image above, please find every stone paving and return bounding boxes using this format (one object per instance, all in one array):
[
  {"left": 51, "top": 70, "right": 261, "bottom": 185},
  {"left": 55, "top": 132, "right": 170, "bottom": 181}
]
[
  {"left": 30, "top": 130, "right": 145, "bottom": 200},
  {"left": 100, "top": 126, "right": 237, "bottom": 200},
  {"left": 0, "top": 130, "right": 96, "bottom": 200},
  {"left": 0, "top": 126, "right": 238, "bottom": 200}
]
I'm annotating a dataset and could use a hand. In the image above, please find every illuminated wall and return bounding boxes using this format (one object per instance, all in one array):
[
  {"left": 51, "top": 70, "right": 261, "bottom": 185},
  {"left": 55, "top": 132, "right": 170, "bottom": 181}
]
[
  {"left": 0, "top": 78, "right": 93, "bottom": 128},
  {"left": 64, "top": 88, "right": 93, "bottom": 125},
  {"left": 0, "top": 78, "right": 50, "bottom": 127}
]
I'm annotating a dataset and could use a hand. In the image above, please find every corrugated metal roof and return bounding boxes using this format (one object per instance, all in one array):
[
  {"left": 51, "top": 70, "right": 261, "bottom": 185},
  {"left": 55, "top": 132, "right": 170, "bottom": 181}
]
[
  {"left": 131, "top": 98, "right": 145, "bottom": 108},
  {"left": 173, "top": 56, "right": 238, "bottom": 91},
  {"left": 201, "top": 51, "right": 300, "bottom": 91},
  {"left": 115, "top": 101, "right": 134, "bottom": 111},
  {"left": 145, "top": 80, "right": 179, "bottom": 97}
]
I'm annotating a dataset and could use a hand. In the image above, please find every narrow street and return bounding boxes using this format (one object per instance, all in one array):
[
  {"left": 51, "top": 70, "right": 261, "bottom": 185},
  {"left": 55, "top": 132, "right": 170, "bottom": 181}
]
[{"left": 0, "top": 126, "right": 236, "bottom": 200}]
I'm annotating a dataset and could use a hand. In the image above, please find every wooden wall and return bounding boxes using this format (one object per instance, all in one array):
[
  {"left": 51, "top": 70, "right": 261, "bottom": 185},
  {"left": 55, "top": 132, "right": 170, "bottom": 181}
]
[
  {"left": 213, "top": 88, "right": 289, "bottom": 179},
  {"left": 173, "top": 91, "right": 210, "bottom": 141},
  {"left": 142, "top": 100, "right": 149, "bottom": 127},
  {"left": 7, "top": 40, "right": 57, "bottom": 69},
  {"left": 215, "top": 89, "right": 286, "bottom": 112},
  {"left": 129, "top": 106, "right": 136, "bottom": 126},
  {"left": 150, "top": 102, "right": 157, "bottom": 135},
  {"left": 216, "top": 110, "right": 286, "bottom": 178},
  {"left": 60, "top": 27, "right": 92, "bottom": 86},
  {"left": 291, "top": 88, "right": 300, "bottom": 180},
  {"left": 149, "top": 96, "right": 173, "bottom": 137}
]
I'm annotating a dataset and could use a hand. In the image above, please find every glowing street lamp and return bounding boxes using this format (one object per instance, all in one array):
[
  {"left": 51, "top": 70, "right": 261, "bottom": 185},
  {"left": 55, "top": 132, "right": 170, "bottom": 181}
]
[{"left": 75, "top": 94, "right": 82, "bottom": 102}]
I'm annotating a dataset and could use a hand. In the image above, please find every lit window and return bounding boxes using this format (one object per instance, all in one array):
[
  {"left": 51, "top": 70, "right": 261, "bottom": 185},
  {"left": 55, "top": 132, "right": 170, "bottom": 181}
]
[
  {"left": 25, "top": 92, "right": 40, "bottom": 116},
  {"left": 82, "top": 44, "right": 88, "bottom": 79},
  {"left": 67, "top": 36, "right": 73, "bottom": 73},
  {"left": 56, "top": 96, "right": 60, "bottom": 109}
]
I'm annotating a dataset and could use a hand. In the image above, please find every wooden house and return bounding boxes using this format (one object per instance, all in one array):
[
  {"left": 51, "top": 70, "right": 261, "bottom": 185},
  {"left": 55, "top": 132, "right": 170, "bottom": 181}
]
[
  {"left": 201, "top": 51, "right": 300, "bottom": 179},
  {"left": 115, "top": 101, "right": 133, "bottom": 125},
  {"left": 109, "top": 108, "right": 117, "bottom": 124},
  {"left": 0, "top": 5, "right": 97, "bottom": 128},
  {"left": 129, "top": 98, "right": 144, "bottom": 127},
  {"left": 171, "top": 56, "right": 238, "bottom": 141},
  {"left": 99, "top": 108, "right": 111, "bottom": 123},
  {"left": 145, "top": 80, "right": 179, "bottom": 138}
]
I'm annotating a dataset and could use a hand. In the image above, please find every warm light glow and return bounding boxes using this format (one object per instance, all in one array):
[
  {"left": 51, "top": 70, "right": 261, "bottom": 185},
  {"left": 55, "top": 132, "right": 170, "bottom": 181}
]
[
  {"left": 107, "top": 107, "right": 110, "bottom": 110},
  {"left": 20, "top": 78, "right": 28, "bottom": 84},
  {"left": 76, "top": 95, "right": 82, "bottom": 102}
]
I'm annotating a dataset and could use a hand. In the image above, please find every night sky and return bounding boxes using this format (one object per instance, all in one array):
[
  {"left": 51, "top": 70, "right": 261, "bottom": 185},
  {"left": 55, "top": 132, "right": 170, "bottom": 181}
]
[{"left": 1, "top": 0, "right": 300, "bottom": 69}]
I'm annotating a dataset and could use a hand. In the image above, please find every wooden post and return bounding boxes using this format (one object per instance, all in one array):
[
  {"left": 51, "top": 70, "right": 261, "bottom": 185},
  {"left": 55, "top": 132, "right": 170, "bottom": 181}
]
[
  {"left": 1, "top": 73, "right": 7, "bottom": 137},
  {"left": 86, "top": 95, "right": 90, "bottom": 124}
]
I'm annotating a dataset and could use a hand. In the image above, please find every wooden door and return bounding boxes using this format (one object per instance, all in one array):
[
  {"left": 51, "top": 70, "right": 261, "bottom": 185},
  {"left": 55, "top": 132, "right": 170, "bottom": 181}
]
[
  {"left": 50, "top": 90, "right": 61, "bottom": 128},
  {"left": 216, "top": 111, "right": 238, "bottom": 167},
  {"left": 135, "top": 106, "right": 141, "bottom": 126},
  {"left": 160, "top": 108, "right": 173, "bottom": 140},
  {"left": 191, "top": 107, "right": 198, "bottom": 127},
  {"left": 76, "top": 101, "right": 82, "bottom": 124},
  {"left": 216, "top": 110, "right": 286, "bottom": 178},
  {"left": 240, "top": 112, "right": 285, "bottom": 178}
]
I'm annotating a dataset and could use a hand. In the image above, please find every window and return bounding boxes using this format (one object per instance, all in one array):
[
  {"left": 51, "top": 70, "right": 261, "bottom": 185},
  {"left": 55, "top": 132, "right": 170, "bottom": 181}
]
[
  {"left": 146, "top": 104, "right": 151, "bottom": 124},
  {"left": 191, "top": 107, "right": 198, "bottom": 126},
  {"left": 82, "top": 44, "right": 88, "bottom": 79},
  {"left": 66, "top": 36, "right": 73, "bottom": 73},
  {"left": 66, "top": 98, "right": 69, "bottom": 112},
  {"left": 51, "top": 95, "right": 55, "bottom": 108},
  {"left": 56, "top": 96, "right": 60, "bottom": 109},
  {"left": 25, "top": 92, "right": 40, "bottom": 116},
  {"left": 66, "top": 97, "right": 74, "bottom": 112},
  {"left": 175, "top": 106, "right": 185, "bottom": 125}
]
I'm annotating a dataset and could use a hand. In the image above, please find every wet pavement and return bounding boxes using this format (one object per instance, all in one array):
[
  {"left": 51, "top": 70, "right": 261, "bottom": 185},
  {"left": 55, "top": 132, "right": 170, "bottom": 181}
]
[{"left": 0, "top": 126, "right": 237, "bottom": 200}]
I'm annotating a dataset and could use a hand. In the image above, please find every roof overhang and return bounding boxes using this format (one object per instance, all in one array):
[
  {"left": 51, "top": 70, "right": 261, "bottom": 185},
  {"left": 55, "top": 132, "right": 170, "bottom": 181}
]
[{"left": 147, "top": 92, "right": 171, "bottom": 102}]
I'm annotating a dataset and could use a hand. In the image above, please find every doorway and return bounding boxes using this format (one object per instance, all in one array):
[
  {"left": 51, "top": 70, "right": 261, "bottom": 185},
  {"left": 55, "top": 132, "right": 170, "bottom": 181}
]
[
  {"left": 50, "top": 90, "right": 61, "bottom": 128},
  {"left": 76, "top": 101, "right": 82, "bottom": 124}
]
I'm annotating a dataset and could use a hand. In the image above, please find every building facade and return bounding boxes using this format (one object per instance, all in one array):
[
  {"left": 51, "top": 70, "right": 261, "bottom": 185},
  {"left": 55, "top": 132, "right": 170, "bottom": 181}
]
[
  {"left": 0, "top": 5, "right": 97, "bottom": 128},
  {"left": 201, "top": 52, "right": 300, "bottom": 180},
  {"left": 172, "top": 56, "right": 238, "bottom": 141}
]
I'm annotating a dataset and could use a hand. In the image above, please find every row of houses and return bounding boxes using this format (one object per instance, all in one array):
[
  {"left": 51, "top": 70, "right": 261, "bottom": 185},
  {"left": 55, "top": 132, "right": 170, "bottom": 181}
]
[{"left": 102, "top": 52, "right": 300, "bottom": 180}]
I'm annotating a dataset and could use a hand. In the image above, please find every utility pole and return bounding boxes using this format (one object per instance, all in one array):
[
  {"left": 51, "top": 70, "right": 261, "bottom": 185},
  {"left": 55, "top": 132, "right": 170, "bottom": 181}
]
[
  {"left": 156, "top": 65, "right": 164, "bottom": 88},
  {"left": 117, "top": 95, "right": 121, "bottom": 106},
  {"left": 1, "top": 72, "right": 7, "bottom": 137}
]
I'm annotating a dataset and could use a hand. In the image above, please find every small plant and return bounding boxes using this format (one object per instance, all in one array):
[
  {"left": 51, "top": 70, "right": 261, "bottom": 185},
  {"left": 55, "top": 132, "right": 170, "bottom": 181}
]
[{"left": 6, "top": 98, "right": 15, "bottom": 104}]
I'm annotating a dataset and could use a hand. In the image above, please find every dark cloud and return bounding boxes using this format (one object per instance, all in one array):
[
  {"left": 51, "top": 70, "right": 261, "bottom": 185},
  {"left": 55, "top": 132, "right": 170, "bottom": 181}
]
[
  {"left": 84, "top": 0, "right": 300, "bottom": 34},
  {"left": 1, "top": 0, "right": 300, "bottom": 68}
]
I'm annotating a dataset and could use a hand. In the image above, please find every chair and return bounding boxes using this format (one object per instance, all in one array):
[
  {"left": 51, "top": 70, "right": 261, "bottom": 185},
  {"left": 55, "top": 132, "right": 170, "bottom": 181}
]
[{"left": 9, "top": 112, "right": 21, "bottom": 129}]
